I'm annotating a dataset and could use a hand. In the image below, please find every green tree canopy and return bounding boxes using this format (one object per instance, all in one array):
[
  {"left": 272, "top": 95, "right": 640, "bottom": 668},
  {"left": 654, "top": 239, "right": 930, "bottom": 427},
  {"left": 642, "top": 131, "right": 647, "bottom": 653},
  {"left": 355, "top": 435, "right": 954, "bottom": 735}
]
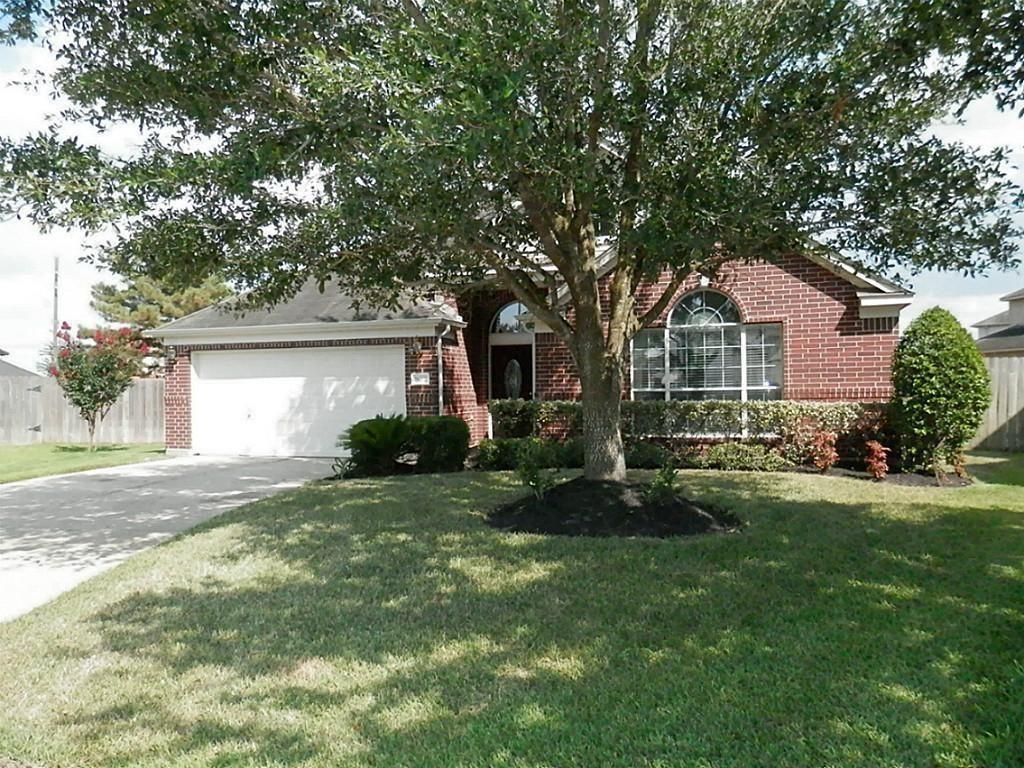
[
  {"left": 1, "top": 0, "right": 1021, "bottom": 480},
  {"left": 90, "top": 275, "right": 231, "bottom": 330}
]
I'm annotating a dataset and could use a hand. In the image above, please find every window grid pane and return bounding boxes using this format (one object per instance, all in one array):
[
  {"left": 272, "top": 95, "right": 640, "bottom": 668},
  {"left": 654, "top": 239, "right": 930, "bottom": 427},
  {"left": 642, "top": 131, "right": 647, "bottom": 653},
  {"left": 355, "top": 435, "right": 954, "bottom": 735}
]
[
  {"left": 631, "top": 329, "right": 665, "bottom": 393},
  {"left": 744, "top": 324, "right": 783, "bottom": 393},
  {"left": 632, "top": 292, "right": 783, "bottom": 405}
]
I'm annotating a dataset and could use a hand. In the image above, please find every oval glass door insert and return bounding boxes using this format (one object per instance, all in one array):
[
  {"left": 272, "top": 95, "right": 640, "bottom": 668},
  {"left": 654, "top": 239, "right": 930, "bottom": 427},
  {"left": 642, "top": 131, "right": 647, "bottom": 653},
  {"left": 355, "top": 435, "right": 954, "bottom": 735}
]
[{"left": 504, "top": 359, "right": 523, "bottom": 399}]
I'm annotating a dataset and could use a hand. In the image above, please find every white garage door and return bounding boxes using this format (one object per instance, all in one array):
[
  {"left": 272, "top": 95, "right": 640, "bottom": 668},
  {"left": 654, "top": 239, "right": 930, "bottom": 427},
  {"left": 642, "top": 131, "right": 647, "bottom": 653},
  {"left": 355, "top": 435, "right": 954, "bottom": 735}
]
[{"left": 191, "top": 346, "right": 406, "bottom": 457}]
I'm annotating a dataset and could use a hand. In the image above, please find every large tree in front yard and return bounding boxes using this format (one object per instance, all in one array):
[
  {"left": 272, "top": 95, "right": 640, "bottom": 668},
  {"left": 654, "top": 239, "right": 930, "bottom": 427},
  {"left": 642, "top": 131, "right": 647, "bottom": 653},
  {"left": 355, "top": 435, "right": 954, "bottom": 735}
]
[{"left": 1, "top": 0, "right": 1021, "bottom": 480}]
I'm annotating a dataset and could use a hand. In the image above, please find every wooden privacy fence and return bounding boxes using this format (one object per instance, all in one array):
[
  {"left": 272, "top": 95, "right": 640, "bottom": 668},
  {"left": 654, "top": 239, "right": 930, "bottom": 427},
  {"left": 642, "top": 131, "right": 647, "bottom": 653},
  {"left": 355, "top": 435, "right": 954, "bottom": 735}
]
[
  {"left": 0, "top": 376, "right": 164, "bottom": 445},
  {"left": 971, "top": 353, "right": 1024, "bottom": 452}
]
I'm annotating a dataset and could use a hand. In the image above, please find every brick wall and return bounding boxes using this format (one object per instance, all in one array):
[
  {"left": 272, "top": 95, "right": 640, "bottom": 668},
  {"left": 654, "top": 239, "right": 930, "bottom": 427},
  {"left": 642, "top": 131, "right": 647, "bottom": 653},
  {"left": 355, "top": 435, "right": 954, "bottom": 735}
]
[
  {"left": 522, "top": 254, "right": 899, "bottom": 402},
  {"left": 164, "top": 336, "right": 441, "bottom": 451},
  {"left": 442, "top": 327, "right": 490, "bottom": 443},
  {"left": 165, "top": 347, "right": 191, "bottom": 450}
]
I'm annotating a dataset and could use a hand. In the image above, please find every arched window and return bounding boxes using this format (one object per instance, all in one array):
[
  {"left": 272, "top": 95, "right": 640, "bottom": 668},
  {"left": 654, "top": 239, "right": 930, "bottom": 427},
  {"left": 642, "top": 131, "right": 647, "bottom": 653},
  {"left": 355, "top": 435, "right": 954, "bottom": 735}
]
[
  {"left": 490, "top": 301, "right": 533, "bottom": 335},
  {"left": 631, "top": 289, "right": 783, "bottom": 401}
]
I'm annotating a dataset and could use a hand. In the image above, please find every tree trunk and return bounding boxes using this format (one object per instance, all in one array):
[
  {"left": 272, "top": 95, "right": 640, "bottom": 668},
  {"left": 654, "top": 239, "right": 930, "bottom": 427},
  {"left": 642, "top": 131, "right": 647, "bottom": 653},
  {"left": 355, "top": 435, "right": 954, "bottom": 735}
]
[
  {"left": 577, "top": 335, "right": 627, "bottom": 482},
  {"left": 87, "top": 417, "right": 97, "bottom": 452}
]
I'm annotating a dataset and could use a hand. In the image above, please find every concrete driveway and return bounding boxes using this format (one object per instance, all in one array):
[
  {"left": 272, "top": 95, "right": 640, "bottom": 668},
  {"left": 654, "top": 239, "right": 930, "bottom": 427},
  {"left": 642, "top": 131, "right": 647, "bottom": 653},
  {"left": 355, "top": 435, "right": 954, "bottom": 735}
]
[{"left": 0, "top": 455, "right": 329, "bottom": 622}]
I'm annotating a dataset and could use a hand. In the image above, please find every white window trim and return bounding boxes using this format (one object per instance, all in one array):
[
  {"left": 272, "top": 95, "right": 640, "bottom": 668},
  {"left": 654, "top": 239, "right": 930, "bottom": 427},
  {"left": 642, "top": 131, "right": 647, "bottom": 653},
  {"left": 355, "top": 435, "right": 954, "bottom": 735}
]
[{"left": 628, "top": 293, "right": 783, "bottom": 407}]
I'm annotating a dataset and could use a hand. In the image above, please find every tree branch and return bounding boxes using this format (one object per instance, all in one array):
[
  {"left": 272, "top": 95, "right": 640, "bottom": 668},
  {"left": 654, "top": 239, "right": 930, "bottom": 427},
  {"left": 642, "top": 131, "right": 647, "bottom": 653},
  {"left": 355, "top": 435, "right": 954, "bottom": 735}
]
[
  {"left": 485, "top": 255, "right": 575, "bottom": 340},
  {"left": 399, "top": 0, "right": 430, "bottom": 32},
  {"left": 636, "top": 266, "right": 691, "bottom": 328}
]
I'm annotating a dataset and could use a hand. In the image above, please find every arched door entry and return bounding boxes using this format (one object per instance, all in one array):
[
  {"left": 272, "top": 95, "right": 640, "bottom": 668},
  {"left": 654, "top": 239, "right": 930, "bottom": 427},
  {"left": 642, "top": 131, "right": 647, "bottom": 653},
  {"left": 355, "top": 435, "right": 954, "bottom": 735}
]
[{"left": 489, "top": 301, "right": 534, "bottom": 400}]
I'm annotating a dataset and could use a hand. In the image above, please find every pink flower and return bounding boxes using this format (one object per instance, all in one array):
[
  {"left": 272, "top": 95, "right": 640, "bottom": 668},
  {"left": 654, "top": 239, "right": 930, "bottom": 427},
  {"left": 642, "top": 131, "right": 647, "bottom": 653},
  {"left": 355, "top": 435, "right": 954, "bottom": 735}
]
[
  {"left": 59, "top": 348, "right": 70, "bottom": 358},
  {"left": 60, "top": 321, "right": 71, "bottom": 330}
]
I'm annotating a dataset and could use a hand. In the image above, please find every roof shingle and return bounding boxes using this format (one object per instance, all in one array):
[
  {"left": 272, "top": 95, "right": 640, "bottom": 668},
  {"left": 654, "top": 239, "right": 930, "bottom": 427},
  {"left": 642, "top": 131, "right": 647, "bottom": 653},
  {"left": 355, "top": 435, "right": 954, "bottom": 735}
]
[{"left": 155, "top": 280, "right": 462, "bottom": 333}]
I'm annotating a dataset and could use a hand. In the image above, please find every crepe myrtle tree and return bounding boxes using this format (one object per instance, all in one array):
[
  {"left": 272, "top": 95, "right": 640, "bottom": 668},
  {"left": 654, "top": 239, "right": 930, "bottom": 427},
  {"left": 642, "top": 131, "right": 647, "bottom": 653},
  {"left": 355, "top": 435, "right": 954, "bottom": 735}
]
[
  {"left": 1, "top": 1, "right": 1022, "bottom": 481},
  {"left": 49, "top": 323, "right": 148, "bottom": 450}
]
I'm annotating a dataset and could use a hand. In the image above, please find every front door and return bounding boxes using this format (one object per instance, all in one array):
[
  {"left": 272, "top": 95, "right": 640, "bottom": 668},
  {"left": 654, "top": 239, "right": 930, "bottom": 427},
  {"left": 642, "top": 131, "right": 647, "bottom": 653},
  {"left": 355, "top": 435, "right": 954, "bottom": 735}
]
[{"left": 491, "top": 344, "right": 533, "bottom": 400}]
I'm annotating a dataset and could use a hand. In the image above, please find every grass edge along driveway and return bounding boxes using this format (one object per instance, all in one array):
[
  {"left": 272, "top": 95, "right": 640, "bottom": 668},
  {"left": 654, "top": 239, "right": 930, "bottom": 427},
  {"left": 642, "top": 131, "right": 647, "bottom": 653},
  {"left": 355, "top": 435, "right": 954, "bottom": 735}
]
[
  {"left": 0, "top": 443, "right": 165, "bottom": 484},
  {"left": 0, "top": 453, "right": 1021, "bottom": 767}
]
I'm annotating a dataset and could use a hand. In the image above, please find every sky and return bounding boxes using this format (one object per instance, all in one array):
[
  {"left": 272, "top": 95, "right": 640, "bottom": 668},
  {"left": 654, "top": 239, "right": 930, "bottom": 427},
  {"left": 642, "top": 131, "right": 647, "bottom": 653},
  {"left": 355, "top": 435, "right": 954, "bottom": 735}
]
[{"left": 1, "top": 42, "right": 1023, "bottom": 372}]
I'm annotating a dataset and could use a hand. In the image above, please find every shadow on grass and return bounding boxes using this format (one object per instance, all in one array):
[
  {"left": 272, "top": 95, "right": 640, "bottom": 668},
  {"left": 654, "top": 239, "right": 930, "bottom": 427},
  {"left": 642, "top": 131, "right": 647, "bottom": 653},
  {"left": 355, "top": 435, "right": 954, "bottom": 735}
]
[
  {"left": 49, "top": 472, "right": 1024, "bottom": 766},
  {"left": 968, "top": 451, "right": 1024, "bottom": 487}
]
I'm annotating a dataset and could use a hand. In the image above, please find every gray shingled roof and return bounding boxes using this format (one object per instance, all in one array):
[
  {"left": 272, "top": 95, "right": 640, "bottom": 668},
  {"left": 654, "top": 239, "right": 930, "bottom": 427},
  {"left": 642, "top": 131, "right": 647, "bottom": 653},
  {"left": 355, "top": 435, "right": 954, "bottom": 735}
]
[
  {"left": 155, "top": 280, "right": 462, "bottom": 333},
  {"left": 977, "top": 325, "right": 1024, "bottom": 353},
  {"left": 1001, "top": 287, "right": 1024, "bottom": 302},
  {"left": 0, "top": 358, "right": 40, "bottom": 377},
  {"left": 974, "top": 310, "right": 1010, "bottom": 328}
]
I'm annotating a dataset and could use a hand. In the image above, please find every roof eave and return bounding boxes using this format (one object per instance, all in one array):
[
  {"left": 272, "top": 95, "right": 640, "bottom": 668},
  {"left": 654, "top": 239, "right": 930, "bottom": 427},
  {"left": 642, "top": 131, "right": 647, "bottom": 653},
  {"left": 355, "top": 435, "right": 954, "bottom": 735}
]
[{"left": 148, "top": 316, "right": 465, "bottom": 342}]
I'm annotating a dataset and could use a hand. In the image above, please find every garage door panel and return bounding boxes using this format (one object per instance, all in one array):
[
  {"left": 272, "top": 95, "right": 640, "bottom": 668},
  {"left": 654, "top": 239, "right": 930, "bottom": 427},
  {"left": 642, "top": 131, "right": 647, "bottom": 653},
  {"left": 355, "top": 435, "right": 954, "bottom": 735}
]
[{"left": 191, "top": 346, "right": 406, "bottom": 457}]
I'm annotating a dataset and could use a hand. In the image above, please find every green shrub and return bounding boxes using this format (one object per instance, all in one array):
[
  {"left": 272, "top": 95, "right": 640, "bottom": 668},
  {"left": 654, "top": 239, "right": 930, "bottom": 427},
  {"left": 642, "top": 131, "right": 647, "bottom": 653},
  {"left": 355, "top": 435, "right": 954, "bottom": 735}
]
[
  {"left": 891, "top": 307, "right": 991, "bottom": 471},
  {"left": 516, "top": 439, "right": 560, "bottom": 499},
  {"left": 409, "top": 416, "right": 470, "bottom": 473},
  {"left": 490, "top": 399, "right": 888, "bottom": 451},
  {"left": 643, "top": 459, "right": 680, "bottom": 505},
  {"left": 477, "top": 438, "right": 522, "bottom": 470},
  {"left": 489, "top": 399, "right": 582, "bottom": 438},
  {"left": 339, "top": 414, "right": 411, "bottom": 476},
  {"left": 555, "top": 438, "right": 585, "bottom": 469},
  {"left": 487, "top": 399, "right": 537, "bottom": 437},
  {"left": 625, "top": 441, "right": 673, "bottom": 468},
  {"left": 477, "top": 437, "right": 583, "bottom": 470},
  {"left": 698, "top": 442, "right": 790, "bottom": 472}
]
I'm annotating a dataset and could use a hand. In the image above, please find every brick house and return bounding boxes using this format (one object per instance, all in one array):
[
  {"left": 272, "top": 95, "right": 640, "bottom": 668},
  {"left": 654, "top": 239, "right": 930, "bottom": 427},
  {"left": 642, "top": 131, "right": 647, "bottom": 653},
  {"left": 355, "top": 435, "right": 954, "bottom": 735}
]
[{"left": 152, "top": 249, "right": 912, "bottom": 457}]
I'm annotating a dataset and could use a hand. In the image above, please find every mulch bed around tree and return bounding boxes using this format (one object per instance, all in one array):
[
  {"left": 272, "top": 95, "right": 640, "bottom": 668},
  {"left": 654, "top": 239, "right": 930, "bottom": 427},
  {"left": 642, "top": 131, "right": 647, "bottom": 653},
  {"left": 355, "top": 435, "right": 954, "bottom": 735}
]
[
  {"left": 487, "top": 477, "right": 742, "bottom": 538},
  {"left": 787, "top": 465, "right": 973, "bottom": 487}
]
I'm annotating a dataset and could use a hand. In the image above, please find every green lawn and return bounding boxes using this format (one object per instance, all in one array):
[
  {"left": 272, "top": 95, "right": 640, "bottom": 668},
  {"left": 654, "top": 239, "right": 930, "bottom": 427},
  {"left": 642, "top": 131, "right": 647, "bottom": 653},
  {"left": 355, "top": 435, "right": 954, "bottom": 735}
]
[
  {"left": 0, "top": 443, "right": 165, "bottom": 483},
  {"left": 1, "top": 455, "right": 1022, "bottom": 767}
]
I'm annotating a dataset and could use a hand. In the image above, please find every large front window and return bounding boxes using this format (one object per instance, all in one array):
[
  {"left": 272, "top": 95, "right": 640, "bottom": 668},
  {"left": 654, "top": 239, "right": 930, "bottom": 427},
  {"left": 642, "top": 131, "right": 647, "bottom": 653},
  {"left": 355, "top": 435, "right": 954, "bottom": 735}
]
[{"left": 631, "top": 290, "right": 783, "bottom": 401}]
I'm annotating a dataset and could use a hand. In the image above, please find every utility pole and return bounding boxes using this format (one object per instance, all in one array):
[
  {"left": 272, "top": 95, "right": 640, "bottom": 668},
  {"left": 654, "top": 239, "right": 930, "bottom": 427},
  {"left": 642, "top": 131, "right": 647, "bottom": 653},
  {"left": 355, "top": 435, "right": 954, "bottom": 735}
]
[{"left": 52, "top": 255, "right": 60, "bottom": 339}]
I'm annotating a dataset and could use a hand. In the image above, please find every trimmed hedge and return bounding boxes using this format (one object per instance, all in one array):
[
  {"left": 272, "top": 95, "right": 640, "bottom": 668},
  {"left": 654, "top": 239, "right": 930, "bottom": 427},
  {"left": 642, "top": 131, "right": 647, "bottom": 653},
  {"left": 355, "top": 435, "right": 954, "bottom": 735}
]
[
  {"left": 490, "top": 398, "right": 887, "bottom": 446},
  {"left": 478, "top": 437, "right": 585, "bottom": 470},
  {"left": 477, "top": 437, "right": 681, "bottom": 471},
  {"left": 340, "top": 414, "right": 470, "bottom": 476},
  {"left": 409, "top": 416, "right": 471, "bottom": 473},
  {"left": 891, "top": 307, "right": 990, "bottom": 471},
  {"left": 696, "top": 443, "right": 791, "bottom": 472}
]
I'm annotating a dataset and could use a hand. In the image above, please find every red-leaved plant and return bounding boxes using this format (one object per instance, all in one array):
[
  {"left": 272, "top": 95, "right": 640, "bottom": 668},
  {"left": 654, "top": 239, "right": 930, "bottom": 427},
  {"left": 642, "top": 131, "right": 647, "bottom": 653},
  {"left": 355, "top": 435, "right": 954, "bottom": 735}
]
[
  {"left": 49, "top": 323, "right": 148, "bottom": 450},
  {"left": 811, "top": 429, "right": 839, "bottom": 473},
  {"left": 864, "top": 440, "right": 890, "bottom": 480}
]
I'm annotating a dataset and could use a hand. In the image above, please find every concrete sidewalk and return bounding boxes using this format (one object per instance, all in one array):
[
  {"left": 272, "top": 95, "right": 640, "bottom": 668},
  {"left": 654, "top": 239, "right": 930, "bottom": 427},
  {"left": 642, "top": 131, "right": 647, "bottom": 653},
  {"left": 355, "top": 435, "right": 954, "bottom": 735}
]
[{"left": 0, "top": 455, "right": 329, "bottom": 622}]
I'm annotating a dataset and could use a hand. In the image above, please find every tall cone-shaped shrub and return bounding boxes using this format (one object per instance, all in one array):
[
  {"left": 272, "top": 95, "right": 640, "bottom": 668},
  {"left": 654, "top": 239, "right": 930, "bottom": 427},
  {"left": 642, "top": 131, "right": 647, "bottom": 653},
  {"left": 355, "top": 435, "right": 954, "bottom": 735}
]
[{"left": 891, "top": 308, "right": 990, "bottom": 471}]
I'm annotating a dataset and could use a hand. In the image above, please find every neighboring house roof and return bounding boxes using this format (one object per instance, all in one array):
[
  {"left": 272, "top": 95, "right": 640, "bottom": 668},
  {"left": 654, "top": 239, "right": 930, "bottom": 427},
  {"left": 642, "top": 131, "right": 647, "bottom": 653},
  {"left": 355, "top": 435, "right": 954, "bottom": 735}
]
[
  {"left": 976, "top": 324, "right": 1024, "bottom": 353},
  {"left": 1001, "top": 288, "right": 1024, "bottom": 302},
  {"left": 152, "top": 279, "right": 465, "bottom": 342},
  {"left": 974, "top": 310, "right": 1011, "bottom": 328},
  {"left": 0, "top": 358, "right": 41, "bottom": 377}
]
